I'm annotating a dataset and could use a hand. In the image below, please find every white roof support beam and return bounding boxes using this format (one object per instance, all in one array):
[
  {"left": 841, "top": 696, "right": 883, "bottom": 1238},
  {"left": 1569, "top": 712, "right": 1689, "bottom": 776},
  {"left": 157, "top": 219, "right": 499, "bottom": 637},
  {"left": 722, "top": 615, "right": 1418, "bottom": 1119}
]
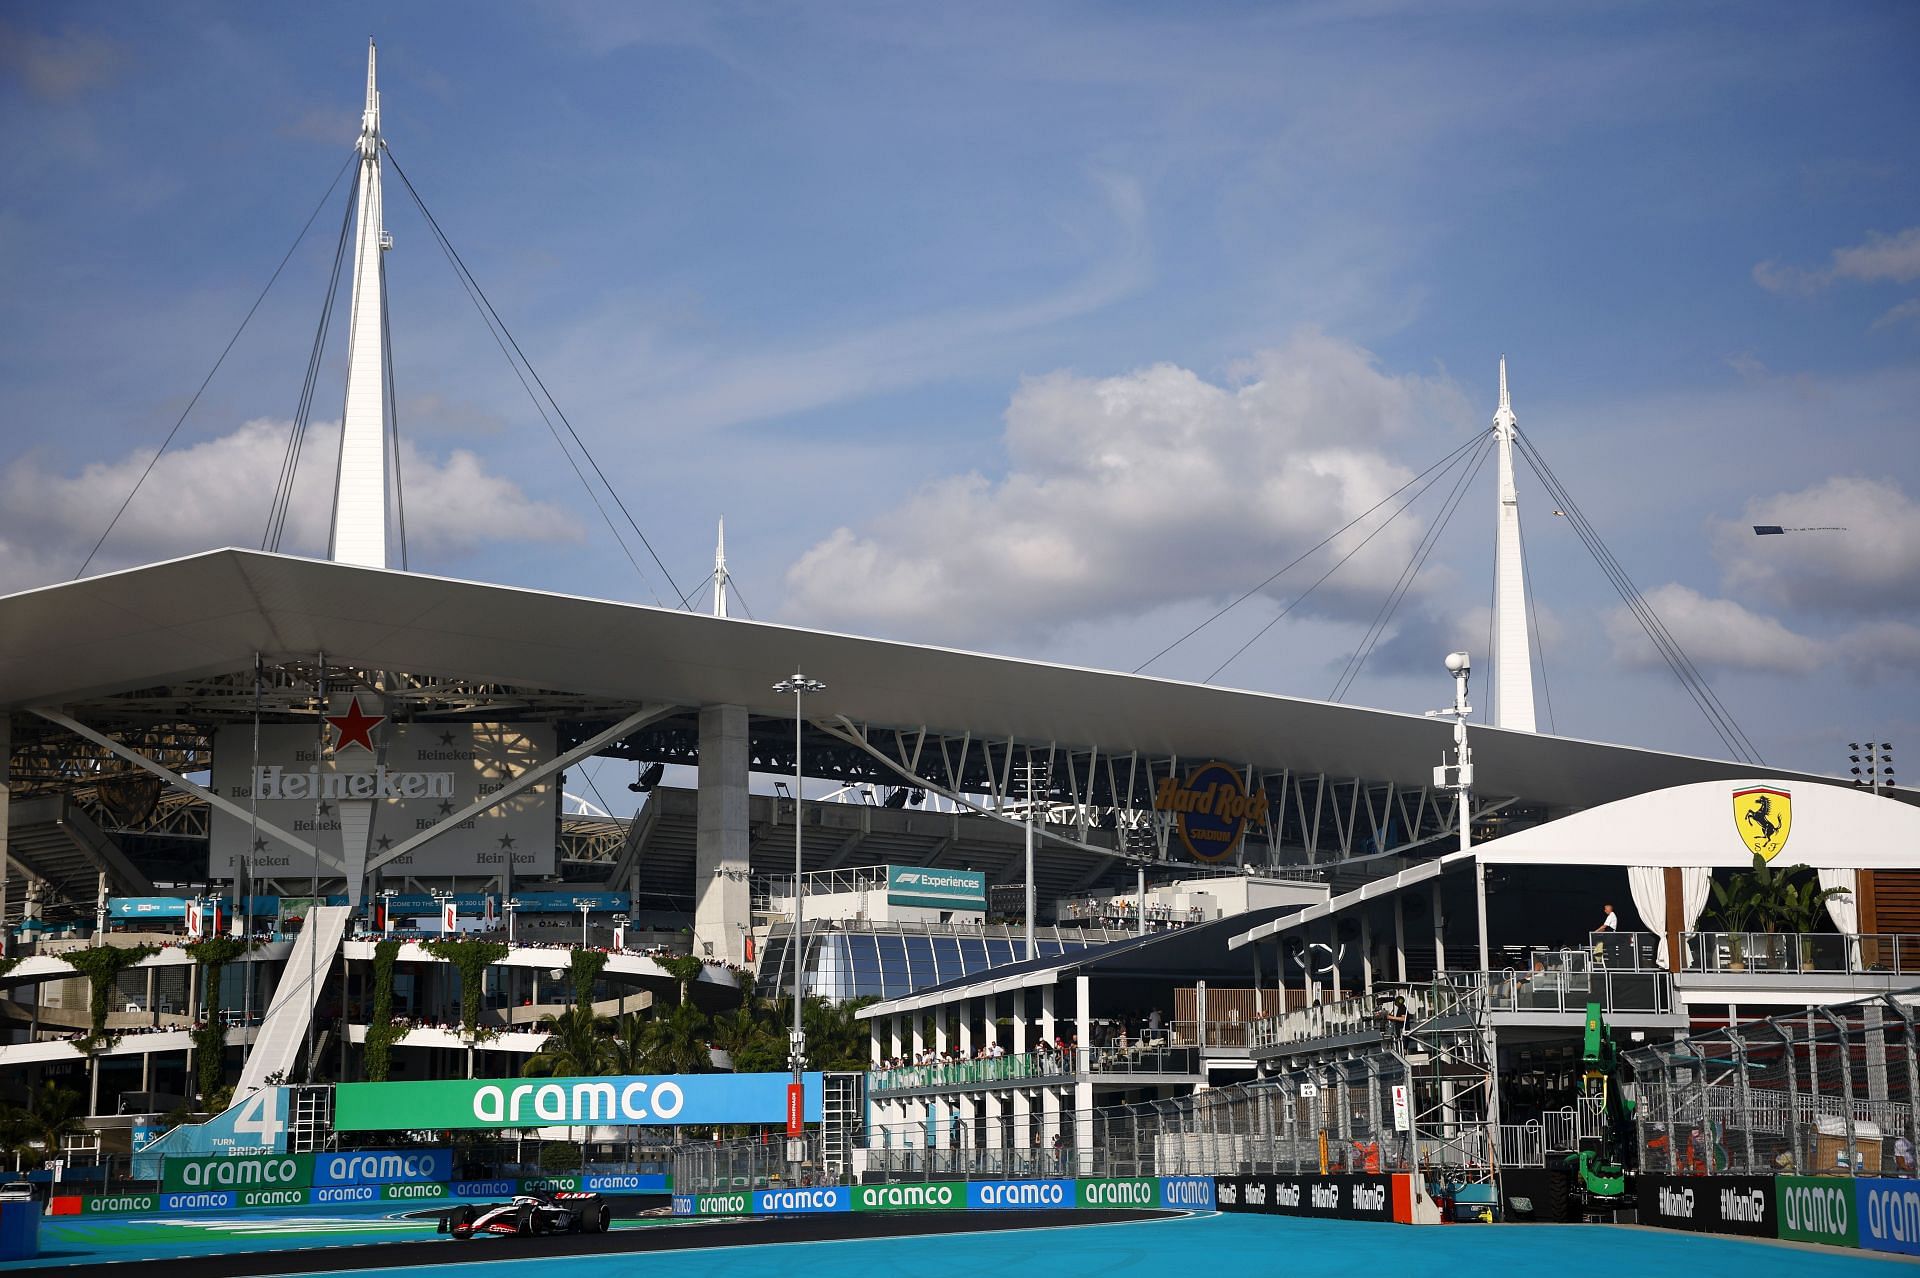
[
  {"left": 32, "top": 706, "right": 346, "bottom": 874},
  {"left": 364, "top": 701, "right": 678, "bottom": 874}
]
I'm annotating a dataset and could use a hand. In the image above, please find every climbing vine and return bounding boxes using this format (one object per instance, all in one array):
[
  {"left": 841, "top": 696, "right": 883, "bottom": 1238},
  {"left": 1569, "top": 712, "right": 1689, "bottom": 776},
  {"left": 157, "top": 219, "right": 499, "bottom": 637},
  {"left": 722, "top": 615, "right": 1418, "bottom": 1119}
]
[
  {"left": 657, "top": 954, "right": 706, "bottom": 1006},
  {"left": 424, "top": 938, "right": 509, "bottom": 1036},
  {"left": 364, "top": 939, "right": 402, "bottom": 1082},
  {"left": 63, "top": 944, "right": 157, "bottom": 1053},
  {"left": 185, "top": 936, "right": 254, "bottom": 1099},
  {"left": 569, "top": 948, "right": 609, "bottom": 1009}
]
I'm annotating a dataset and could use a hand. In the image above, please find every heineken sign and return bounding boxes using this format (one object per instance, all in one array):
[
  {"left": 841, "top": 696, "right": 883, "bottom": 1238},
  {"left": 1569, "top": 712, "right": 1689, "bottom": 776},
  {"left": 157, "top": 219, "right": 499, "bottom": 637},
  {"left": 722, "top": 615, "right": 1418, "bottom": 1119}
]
[
  {"left": 886, "top": 865, "right": 987, "bottom": 912},
  {"left": 334, "top": 1072, "right": 824, "bottom": 1130}
]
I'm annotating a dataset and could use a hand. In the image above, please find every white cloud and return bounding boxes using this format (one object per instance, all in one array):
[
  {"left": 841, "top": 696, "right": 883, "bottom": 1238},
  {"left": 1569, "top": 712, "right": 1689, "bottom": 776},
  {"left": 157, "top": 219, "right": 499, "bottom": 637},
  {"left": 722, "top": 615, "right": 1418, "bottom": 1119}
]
[
  {"left": 1872, "top": 298, "right": 1920, "bottom": 331},
  {"left": 1715, "top": 476, "right": 1920, "bottom": 615},
  {"left": 1605, "top": 583, "right": 1826, "bottom": 675},
  {"left": 782, "top": 331, "right": 1476, "bottom": 644},
  {"left": 1755, "top": 226, "right": 1920, "bottom": 296},
  {"left": 0, "top": 23, "right": 124, "bottom": 100},
  {"left": 0, "top": 418, "right": 581, "bottom": 594}
]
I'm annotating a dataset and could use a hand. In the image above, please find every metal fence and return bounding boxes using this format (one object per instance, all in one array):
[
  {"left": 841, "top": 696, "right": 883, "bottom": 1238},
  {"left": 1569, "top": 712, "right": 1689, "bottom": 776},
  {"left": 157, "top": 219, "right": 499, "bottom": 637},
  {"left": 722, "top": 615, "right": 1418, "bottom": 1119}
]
[
  {"left": 1624, "top": 990, "right": 1920, "bottom": 1178},
  {"left": 674, "top": 1049, "right": 1452, "bottom": 1194}
]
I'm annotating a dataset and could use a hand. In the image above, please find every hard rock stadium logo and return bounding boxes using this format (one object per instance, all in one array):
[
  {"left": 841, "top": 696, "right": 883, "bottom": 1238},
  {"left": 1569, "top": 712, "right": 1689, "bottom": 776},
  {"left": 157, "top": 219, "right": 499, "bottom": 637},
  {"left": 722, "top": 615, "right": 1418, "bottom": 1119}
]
[
  {"left": 1154, "top": 762, "right": 1269, "bottom": 863},
  {"left": 1733, "top": 786, "right": 1792, "bottom": 861}
]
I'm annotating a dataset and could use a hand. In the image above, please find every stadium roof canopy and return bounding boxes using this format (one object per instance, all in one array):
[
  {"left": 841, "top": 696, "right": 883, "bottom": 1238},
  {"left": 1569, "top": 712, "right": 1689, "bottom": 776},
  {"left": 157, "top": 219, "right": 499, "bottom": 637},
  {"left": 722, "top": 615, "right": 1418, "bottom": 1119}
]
[{"left": 0, "top": 547, "right": 1873, "bottom": 814}]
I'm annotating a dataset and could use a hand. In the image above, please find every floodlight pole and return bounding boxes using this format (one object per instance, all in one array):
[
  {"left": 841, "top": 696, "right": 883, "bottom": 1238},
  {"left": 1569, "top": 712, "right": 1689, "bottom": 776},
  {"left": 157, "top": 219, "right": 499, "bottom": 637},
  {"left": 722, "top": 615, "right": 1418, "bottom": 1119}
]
[
  {"left": 772, "top": 672, "right": 825, "bottom": 1094},
  {"left": 1426, "top": 652, "right": 1478, "bottom": 966}
]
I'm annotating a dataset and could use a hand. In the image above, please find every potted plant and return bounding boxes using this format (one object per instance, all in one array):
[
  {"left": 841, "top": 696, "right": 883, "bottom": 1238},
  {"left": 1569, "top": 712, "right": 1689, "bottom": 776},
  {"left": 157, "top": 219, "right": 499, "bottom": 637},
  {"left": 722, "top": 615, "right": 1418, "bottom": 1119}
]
[{"left": 1705, "top": 870, "right": 1760, "bottom": 971}]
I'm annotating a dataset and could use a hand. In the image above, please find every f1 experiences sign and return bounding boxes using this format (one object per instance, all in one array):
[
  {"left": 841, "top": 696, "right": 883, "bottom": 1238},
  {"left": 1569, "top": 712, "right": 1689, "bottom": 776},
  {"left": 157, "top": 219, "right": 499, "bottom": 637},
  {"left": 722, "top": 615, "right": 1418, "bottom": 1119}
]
[
  {"left": 209, "top": 716, "right": 556, "bottom": 879},
  {"left": 335, "top": 1072, "right": 825, "bottom": 1130}
]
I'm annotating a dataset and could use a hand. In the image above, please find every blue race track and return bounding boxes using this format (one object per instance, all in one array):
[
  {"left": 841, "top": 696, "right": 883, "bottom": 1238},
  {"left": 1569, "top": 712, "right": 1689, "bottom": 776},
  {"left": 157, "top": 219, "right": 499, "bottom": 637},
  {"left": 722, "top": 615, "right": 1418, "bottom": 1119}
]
[{"left": 15, "top": 1209, "right": 1910, "bottom": 1276}]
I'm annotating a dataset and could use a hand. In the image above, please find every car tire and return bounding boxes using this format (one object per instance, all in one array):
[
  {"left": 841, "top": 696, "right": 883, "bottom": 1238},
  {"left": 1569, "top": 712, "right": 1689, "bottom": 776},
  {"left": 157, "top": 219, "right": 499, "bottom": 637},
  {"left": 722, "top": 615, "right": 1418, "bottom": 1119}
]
[
  {"left": 518, "top": 1203, "right": 539, "bottom": 1236},
  {"left": 592, "top": 1204, "right": 611, "bottom": 1234}
]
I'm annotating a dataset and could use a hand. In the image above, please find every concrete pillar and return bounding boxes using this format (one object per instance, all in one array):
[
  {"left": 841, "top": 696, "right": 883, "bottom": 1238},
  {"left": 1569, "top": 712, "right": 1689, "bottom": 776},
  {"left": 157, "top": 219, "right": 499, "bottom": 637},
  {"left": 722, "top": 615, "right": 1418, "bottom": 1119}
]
[
  {"left": 1040, "top": 984, "right": 1056, "bottom": 1048},
  {"left": 870, "top": 1018, "right": 884, "bottom": 1066},
  {"left": 959, "top": 998, "right": 973, "bottom": 1057},
  {"left": 1012, "top": 989, "right": 1028, "bottom": 1055},
  {"left": 1013, "top": 1087, "right": 1033, "bottom": 1163},
  {"left": 1431, "top": 882, "right": 1446, "bottom": 975},
  {"left": 1361, "top": 913, "right": 1374, "bottom": 996},
  {"left": 694, "top": 704, "right": 751, "bottom": 965},
  {"left": 934, "top": 1007, "right": 948, "bottom": 1056},
  {"left": 1394, "top": 896, "right": 1407, "bottom": 982},
  {"left": 911, "top": 1010, "right": 925, "bottom": 1058}
]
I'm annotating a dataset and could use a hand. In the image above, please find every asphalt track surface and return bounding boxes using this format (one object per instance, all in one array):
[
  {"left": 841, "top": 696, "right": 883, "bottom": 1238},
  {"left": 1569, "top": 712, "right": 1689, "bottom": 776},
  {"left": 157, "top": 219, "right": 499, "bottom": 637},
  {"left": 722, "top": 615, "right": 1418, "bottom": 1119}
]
[{"left": 23, "top": 1207, "right": 1172, "bottom": 1277}]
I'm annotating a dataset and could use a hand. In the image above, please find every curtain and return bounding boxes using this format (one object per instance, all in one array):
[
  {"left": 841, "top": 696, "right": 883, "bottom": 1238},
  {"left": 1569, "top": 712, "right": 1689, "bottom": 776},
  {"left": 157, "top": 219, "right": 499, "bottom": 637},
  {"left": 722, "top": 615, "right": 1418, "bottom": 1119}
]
[
  {"left": 1627, "top": 866, "right": 1714, "bottom": 969},
  {"left": 1818, "top": 868, "right": 1860, "bottom": 934},
  {"left": 1627, "top": 866, "right": 1668, "bottom": 967}
]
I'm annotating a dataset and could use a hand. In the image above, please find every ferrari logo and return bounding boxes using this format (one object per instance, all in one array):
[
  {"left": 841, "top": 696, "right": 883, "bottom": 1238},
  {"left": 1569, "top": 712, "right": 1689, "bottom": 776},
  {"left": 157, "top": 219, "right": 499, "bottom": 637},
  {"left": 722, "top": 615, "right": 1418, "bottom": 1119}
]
[{"left": 1733, "top": 786, "right": 1792, "bottom": 861}]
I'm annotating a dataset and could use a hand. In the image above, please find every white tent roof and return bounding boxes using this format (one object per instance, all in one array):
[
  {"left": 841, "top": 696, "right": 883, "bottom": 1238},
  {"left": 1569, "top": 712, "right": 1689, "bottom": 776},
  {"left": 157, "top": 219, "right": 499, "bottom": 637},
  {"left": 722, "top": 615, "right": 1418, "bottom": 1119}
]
[{"left": 0, "top": 549, "right": 1878, "bottom": 813}]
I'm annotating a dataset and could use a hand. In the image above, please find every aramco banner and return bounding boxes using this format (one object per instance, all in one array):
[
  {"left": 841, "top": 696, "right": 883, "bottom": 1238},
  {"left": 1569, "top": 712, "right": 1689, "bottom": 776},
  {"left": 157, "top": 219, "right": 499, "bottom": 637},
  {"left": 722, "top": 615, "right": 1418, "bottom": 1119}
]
[
  {"left": 334, "top": 1073, "right": 825, "bottom": 1130},
  {"left": 1154, "top": 762, "right": 1270, "bottom": 863},
  {"left": 886, "top": 865, "right": 987, "bottom": 911}
]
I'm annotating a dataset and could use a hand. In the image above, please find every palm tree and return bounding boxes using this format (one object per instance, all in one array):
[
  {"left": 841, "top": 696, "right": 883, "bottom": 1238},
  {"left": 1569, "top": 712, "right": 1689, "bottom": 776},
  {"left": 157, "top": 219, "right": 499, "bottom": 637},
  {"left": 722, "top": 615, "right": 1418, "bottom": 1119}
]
[
  {"left": 23, "top": 1082, "right": 84, "bottom": 1167},
  {"left": 711, "top": 1002, "right": 782, "bottom": 1071},
  {"left": 637, "top": 1001, "right": 712, "bottom": 1075},
  {"left": 802, "top": 996, "right": 874, "bottom": 1071},
  {"left": 608, "top": 1012, "right": 652, "bottom": 1075},
  {"left": 521, "top": 1005, "right": 613, "bottom": 1077}
]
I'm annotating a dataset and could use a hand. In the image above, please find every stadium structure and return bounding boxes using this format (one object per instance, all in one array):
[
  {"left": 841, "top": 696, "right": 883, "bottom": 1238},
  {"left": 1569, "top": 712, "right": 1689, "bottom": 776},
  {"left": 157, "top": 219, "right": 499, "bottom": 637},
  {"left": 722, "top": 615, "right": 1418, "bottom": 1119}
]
[{"left": 2, "top": 43, "right": 1916, "bottom": 1202}]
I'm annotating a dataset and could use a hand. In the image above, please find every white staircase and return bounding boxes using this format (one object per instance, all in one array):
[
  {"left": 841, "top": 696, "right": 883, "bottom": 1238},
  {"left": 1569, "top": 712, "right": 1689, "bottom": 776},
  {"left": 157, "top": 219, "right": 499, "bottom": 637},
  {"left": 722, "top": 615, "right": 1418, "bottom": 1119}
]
[{"left": 236, "top": 904, "right": 350, "bottom": 1095}]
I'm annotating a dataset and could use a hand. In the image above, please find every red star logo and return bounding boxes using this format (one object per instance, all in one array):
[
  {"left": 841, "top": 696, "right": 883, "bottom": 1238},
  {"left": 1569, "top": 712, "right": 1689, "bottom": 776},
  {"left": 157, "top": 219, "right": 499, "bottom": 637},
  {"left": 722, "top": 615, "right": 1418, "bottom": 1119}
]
[{"left": 326, "top": 696, "right": 385, "bottom": 753}]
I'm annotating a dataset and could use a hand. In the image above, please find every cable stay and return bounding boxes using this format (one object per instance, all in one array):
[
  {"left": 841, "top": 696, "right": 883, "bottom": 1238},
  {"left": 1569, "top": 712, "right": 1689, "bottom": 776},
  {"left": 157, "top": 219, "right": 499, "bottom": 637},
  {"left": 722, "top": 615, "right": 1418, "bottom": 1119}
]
[
  {"left": 1327, "top": 433, "right": 1494, "bottom": 702},
  {"left": 267, "top": 165, "right": 361, "bottom": 552},
  {"left": 1136, "top": 433, "right": 1484, "bottom": 675},
  {"left": 74, "top": 152, "right": 358, "bottom": 579},
  {"left": 1513, "top": 429, "right": 1762, "bottom": 765},
  {"left": 381, "top": 146, "right": 694, "bottom": 610},
  {"left": 1206, "top": 434, "right": 1492, "bottom": 684}
]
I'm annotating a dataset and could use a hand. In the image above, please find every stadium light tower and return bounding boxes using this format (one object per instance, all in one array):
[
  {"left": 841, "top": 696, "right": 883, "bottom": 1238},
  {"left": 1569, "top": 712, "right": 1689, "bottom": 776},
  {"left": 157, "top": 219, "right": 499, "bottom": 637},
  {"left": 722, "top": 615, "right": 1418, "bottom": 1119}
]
[{"left": 1427, "top": 652, "right": 1481, "bottom": 965}]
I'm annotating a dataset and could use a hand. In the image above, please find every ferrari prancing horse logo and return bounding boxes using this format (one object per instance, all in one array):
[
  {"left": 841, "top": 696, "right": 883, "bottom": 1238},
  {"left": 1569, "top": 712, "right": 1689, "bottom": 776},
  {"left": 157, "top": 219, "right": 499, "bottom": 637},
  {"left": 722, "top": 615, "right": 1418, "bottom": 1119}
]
[{"left": 1733, "top": 786, "right": 1792, "bottom": 861}]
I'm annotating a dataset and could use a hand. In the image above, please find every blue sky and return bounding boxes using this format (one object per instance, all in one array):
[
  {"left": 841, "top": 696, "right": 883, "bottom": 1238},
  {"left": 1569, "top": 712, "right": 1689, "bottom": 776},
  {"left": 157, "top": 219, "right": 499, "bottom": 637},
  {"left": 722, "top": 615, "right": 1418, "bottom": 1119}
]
[{"left": 1, "top": 1, "right": 1916, "bottom": 780}]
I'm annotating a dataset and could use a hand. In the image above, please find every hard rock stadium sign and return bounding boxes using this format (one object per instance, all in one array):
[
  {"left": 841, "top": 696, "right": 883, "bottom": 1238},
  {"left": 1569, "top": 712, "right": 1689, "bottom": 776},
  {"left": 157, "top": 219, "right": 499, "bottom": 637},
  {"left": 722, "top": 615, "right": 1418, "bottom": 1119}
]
[{"left": 1154, "top": 761, "right": 1270, "bottom": 862}]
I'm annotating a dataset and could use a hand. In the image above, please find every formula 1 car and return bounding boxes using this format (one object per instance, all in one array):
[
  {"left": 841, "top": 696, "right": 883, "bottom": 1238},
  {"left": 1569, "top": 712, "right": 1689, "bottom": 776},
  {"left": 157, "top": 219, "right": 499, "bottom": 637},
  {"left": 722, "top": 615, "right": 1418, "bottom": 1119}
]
[{"left": 439, "top": 1191, "right": 612, "bottom": 1239}]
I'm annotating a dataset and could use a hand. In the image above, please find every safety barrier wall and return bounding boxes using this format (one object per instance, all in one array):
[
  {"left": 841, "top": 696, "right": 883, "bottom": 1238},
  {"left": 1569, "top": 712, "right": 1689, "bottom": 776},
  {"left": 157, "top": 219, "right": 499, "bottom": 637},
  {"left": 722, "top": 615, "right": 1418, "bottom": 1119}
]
[
  {"left": 46, "top": 1152, "right": 665, "bottom": 1217},
  {"left": 1633, "top": 1173, "right": 1920, "bottom": 1260},
  {"left": 1214, "top": 1173, "right": 1414, "bottom": 1223},
  {"left": 670, "top": 1176, "right": 1216, "bottom": 1218}
]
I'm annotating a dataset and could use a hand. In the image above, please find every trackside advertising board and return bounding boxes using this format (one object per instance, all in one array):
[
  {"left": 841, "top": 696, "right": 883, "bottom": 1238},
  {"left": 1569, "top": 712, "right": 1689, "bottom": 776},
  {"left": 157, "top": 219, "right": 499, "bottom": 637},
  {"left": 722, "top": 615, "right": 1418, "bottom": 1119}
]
[
  {"left": 1857, "top": 1177, "right": 1920, "bottom": 1258},
  {"left": 1636, "top": 1175, "right": 1776, "bottom": 1238},
  {"left": 53, "top": 1164, "right": 668, "bottom": 1217},
  {"left": 1776, "top": 1176, "right": 1857, "bottom": 1249},
  {"left": 674, "top": 1176, "right": 1217, "bottom": 1217},
  {"left": 334, "top": 1072, "right": 824, "bottom": 1130},
  {"left": 1214, "top": 1173, "right": 1405, "bottom": 1222}
]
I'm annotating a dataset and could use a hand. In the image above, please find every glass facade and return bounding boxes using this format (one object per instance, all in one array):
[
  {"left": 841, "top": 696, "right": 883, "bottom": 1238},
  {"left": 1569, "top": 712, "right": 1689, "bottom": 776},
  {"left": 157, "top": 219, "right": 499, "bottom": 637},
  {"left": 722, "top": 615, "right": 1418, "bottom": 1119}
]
[{"left": 754, "top": 929, "right": 1103, "bottom": 1002}]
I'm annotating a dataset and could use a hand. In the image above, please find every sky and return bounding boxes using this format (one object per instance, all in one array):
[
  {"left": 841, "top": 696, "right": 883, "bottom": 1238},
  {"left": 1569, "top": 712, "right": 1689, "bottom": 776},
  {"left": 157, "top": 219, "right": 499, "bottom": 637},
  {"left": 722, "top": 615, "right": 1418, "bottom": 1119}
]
[{"left": 1, "top": 1, "right": 1916, "bottom": 784}]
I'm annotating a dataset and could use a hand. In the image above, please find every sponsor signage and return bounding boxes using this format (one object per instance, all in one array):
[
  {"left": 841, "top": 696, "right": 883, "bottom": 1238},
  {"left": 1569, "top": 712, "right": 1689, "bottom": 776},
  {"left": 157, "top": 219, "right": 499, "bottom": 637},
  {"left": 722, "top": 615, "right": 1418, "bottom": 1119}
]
[
  {"left": 1160, "top": 1177, "right": 1215, "bottom": 1210},
  {"left": 240, "top": 1187, "right": 309, "bottom": 1209},
  {"left": 1733, "top": 786, "right": 1792, "bottom": 861},
  {"left": 209, "top": 721, "right": 557, "bottom": 879},
  {"left": 454, "top": 1180, "right": 517, "bottom": 1198},
  {"left": 852, "top": 1181, "right": 968, "bottom": 1212},
  {"left": 1776, "top": 1176, "right": 1857, "bottom": 1248},
  {"left": 1078, "top": 1178, "right": 1158, "bottom": 1209},
  {"left": 584, "top": 1172, "right": 667, "bottom": 1193},
  {"left": 1857, "top": 1177, "right": 1920, "bottom": 1257},
  {"left": 314, "top": 1148, "right": 451, "bottom": 1186},
  {"left": 755, "top": 1186, "right": 850, "bottom": 1215},
  {"left": 81, "top": 1194, "right": 156, "bottom": 1215},
  {"left": 1637, "top": 1175, "right": 1776, "bottom": 1238},
  {"left": 968, "top": 1179, "right": 1073, "bottom": 1210},
  {"left": 163, "top": 1154, "right": 311, "bottom": 1193},
  {"left": 693, "top": 1192, "right": 750, "bottom": 1215},
  {"left": 336, "top": 1073, "right": 823, "bottom": 1131},
  {"left": 886, "top": 865, "right": 987, "bottom": 912},
  {"left": 162, "top": 1191, "right": 236, "bottom": 1211},
  {"left": 110, "top": 897, "right": 189, "bottom": 920},
  {"left": 1154, "top": 763, "right": 1270, "bottom": 863},
  {"left": 1214, "top": 1174, "right": 1394, "bottom": 1222}
]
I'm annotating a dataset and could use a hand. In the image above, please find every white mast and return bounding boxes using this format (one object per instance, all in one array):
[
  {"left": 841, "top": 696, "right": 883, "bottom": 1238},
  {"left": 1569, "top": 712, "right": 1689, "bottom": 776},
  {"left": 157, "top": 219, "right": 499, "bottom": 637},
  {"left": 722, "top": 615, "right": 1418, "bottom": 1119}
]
[
  {"left": 712, "top": 518, "right": 730, "bottom": 617},
  {"left": 329, "top": 39, "right": 392, "bottom": 569},
  {"left": 1491, "top": 357, "right": 1537, "bottom": 732}
]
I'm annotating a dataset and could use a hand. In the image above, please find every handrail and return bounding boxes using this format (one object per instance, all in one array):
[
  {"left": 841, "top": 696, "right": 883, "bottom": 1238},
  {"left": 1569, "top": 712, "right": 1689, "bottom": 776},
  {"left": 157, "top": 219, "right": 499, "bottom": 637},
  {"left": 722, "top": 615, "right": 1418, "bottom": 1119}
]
[
  {"left": 869, "top": 1050, "right": 1065, "bottom": 1093},
  {"left": 1681, "top": 931, "right": 1920, "bottom": 976}
]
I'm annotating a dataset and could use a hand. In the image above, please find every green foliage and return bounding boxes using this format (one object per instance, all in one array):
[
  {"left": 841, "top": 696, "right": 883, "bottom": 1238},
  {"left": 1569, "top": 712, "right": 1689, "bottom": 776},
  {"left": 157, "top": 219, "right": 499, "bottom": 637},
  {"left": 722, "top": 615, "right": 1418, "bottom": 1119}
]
[
  {"left": 364, "top": 939, "right": 403, "bottom": 1082},
  {"left": 712, "top": 1001, "right": 786, "bottom": 1073},
  {"left": 193, "top": 1022, "right": 229, "bottom": 1099},
  {"left": 802, "top": 996, "right": 875, "bottom": 1071},
  {"left": 0, "top": 954, "right": 20, "bottom": 980},
  {"left": 657, "top": 954, "right": 706, "bottom": 1006},
  {"left": 568, "top": 948, "right": 609, "bottom": 1009},
  {"left": 2, "top": 1082, "right": 85, "bottom": 1166},
  {"left": 537, "top": 1141, "right": 582, "bottom": 1172},
  {"left": 424, "top": 938, "right": 510, "bottom": 1036},
  {"left": 522, "top": 1005, "right": 614, "bottom": 1077},
  {"left": 64, "top": 943, "right": 158, "bottom": 1051},
  {"left": 635, "top": 1001, "right": 712, "bottom": 1075},
  {"left": 1709, "top": 854, "right": 1851, "bottom": 935}
]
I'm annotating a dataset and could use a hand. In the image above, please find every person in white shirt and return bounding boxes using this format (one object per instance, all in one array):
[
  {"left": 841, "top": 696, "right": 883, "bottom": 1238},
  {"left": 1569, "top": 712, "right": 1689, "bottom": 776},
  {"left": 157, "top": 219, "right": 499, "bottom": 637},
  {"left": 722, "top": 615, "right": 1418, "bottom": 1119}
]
[{"left": 1596, "top": 904, "right": 1618, "bottom": 932}]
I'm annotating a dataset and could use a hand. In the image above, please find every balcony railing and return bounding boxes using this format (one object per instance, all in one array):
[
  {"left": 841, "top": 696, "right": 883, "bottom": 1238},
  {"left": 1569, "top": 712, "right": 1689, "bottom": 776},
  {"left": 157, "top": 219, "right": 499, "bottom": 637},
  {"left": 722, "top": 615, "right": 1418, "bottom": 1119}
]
[
  {"left": 1682, "top": 932, "right": 1920, "bottom": 976},
  {"left": 869, "top": 1050, "right": 1066, "bottom": 1094},
  {"left": 1488, "top": 966, "right": 1673, "bottom": 1014}
]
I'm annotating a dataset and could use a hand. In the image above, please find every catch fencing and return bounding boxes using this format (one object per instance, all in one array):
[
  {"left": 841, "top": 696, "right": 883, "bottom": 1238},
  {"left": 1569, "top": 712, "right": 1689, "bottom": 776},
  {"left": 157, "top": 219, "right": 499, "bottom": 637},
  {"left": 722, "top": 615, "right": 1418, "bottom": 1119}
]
[
  {"left": 1624, "top": 990, "right": 1920, "bottom": 1178},
  {"left": 675, "top": 1050, "right": 1456, "bottom": 1194}
]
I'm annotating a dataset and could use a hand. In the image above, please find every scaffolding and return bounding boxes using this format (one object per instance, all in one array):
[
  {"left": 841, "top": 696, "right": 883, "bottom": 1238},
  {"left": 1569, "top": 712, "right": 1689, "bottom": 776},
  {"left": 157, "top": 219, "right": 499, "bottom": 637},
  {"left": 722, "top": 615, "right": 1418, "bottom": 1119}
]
[{"left": 1624, "top": 990, "right": 1920, "bottom": 1178}]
